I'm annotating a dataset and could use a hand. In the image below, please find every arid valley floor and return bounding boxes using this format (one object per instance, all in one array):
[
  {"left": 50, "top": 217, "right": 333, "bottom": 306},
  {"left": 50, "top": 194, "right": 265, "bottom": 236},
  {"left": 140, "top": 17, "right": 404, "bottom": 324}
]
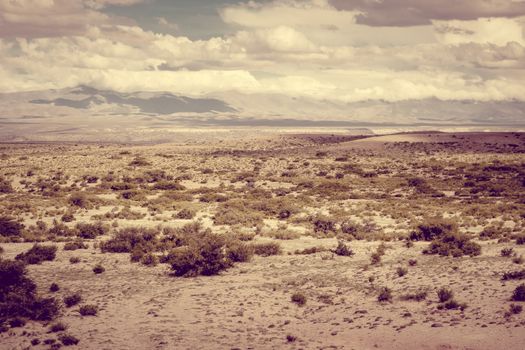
[{"left": 1, "top": 131, "right": 525, "bottom": 350}]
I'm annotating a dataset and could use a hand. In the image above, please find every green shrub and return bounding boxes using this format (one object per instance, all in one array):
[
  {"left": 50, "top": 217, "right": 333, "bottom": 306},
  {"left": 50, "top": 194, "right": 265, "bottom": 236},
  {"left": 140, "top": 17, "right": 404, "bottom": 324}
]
[
  {"left": 516, "top": 235, "right": 525, "bottom": 245},
  {"left": 49, "top": 283, "right": 60, "bottom": 292},
  {"left": 15, "top": 244, "right": 57, "bottom": 264},
  {"left": 251, "top": 242, "right": 282, "bottom": 257},
  {"left": 0, "top": 258, "right": 60, "bottom": 321},
  {"left": 0, "top": 217, "right": 24, "bottom": 237}
]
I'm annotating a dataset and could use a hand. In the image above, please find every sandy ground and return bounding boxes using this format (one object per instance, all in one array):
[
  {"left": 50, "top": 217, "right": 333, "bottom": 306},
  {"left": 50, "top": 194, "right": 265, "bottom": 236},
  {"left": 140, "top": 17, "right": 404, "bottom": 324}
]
[
  {"left": 1, "top": 131, "right": 525, "bottom": 349},
  {"left": 1, "top": 239, "right": 525, "bottom": 350}
]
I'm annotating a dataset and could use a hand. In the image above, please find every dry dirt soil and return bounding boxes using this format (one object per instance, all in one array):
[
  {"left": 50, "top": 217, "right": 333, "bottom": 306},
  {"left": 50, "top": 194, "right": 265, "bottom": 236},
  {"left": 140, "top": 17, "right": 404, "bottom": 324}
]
[{"left": 1, "top": 131, "right": 525, "bottom": 350}]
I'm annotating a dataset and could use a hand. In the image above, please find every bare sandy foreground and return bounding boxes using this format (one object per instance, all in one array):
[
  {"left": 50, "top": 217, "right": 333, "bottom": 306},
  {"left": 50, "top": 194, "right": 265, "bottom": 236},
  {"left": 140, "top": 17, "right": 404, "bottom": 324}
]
[
  {"left": 2, "top": 239, "right": 525, "bottom": 350},
  {"left": 1, "top": 131, "right": 525, "bottom": 349}
]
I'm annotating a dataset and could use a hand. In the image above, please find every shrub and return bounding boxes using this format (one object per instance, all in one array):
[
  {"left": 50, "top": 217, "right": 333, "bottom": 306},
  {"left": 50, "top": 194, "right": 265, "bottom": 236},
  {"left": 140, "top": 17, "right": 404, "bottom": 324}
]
[
  {"left": 291, "top": 293, "right": 306, "bottom": 306},
  {"left": 59, "top": 334, "right": 79, "bottom": 346},
  {"left": 0, "top": 258, "right": 60, "bottom": 321},
  {"left": 61, "top": 213, "right": 75, "bottom": 222},
  {"left": 511, "top": 284, "right": 525, "bottom": 302},
  {"left": 437, "top": 288, "right": 454, "bottom": 303},
  {"left": 410, "top": 218, "right": 457, "bottom": 241},
  {"left": 370, "top": 243, "right": 387, "bottom": 265},
  {"left": 213, "top": 200, "right": 263, "bottom": 227},
  {"left": 63, "top": 240, "right": 87, "bottom": 251},
  {"left": 0, "top": 177, "right": 13, "bottom": 193},
  {"left": 64, "top": 293, "right": 82, "bottom": 308},
  {"left": 440, "top": 299, "right": 467, "bottom": 311},
  {"left": 175, "top": 208, "right": 196, "bottom": 220},
  {"left": 9, "top": 317, "right": 26, "bottom": 328},
  {"left": 168, "top": 233, "right": 232, "bottom": 277},
  {"left": 333, "top": 241, "right": 354, "bottom": 257},
  {"left": 408, "top": 259, "right": 417, "bottom": 266},
  {"left": 69, "top": 192, "right": 89, "bottom": 208},
  {"left": 423, "top": 233, "right": 481, "bottom": 257},
  {"left": 226, "top": 241, "right": 254, "bottom": 263},
  {"left": 15, "top": 244, "right": 57, "bottom": 264},
  {"left": 312, "top": 216, "right": 337, "bottom": 234},
  {"left": 400, "top": 290, "right": 427, "bottom": 302},
  {"left": 69, "top": 257, "right": 80, "bottom": 264},
  {"left": 501, "top": 247, "right": 514, "bottom": 257},
  {"left": 153, "top": 181, "right": 185, "bottom": 191},
  {"left": 49, "top": 322, "right": 67, "bottom": 333},
  {"left": 0, "top": 216, "right": 24, "bottom": 237},
  {"left": 509, "top": 304, "right": 523, "bottom": 315},
  {"left": 251, "top": 242, "right": 282, "bottom": 257},
  {"left": 502, "top": 269, "right": 525, "bottom": 281},
  {"left": 92, "top": 264, "right": 105, "bottom": 274},
  {"left": 129, "top": 157, "right": 150, "bottom": 167},
  {"left": 294, "top": 246, "right": 327, "bottom": 255},
  {"left": 100, "top": 227, "right": 158, "bottom": 253},
  {"left": 79, "top": 305, "right": 98, "bottom": 316},
  {"left": 49, "top": 283, "right": 60, "bottom": 292},
  {"left": 516, "top": 235, "right": 525, "bottom": 245},
  {"left": 140, "top": 253, "right": 158, "bottom": 266},
  {"left": 76, "top": 222, "right": 107, "bottom": 239},
  {"left": 377, "top": 287, "right": 392, "bottom": 302},
  {"left": 396, "top": 267, "right": 408, "bottom": 277}
]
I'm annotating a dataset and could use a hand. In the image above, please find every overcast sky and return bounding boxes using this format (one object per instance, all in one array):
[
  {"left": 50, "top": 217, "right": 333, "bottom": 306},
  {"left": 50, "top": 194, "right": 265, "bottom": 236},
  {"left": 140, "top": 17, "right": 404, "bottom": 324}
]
[{"left": 1, "top": 0, "right": 524, "bottom": 104}]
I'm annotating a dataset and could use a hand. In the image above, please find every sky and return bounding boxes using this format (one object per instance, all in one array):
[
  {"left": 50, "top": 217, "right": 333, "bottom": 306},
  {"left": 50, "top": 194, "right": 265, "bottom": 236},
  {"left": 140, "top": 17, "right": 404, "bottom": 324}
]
[{"left": 1, "top": 0, "right": 525, "bottom": 106}]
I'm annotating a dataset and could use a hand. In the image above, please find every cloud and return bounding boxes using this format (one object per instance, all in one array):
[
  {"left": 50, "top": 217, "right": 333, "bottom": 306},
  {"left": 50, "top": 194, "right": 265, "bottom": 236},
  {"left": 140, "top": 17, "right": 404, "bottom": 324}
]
[
  {"left": 0, "top": 0, "right": 140, "bottom": 38},
  {"left": 433, "top": 17, "right": 525, "bottom": 46},
  {"left": 0, "top": 0, "right": 524, "bottom": 108},
  {"left": 329, "top": 0, "right": 525, "bottom": 26}
]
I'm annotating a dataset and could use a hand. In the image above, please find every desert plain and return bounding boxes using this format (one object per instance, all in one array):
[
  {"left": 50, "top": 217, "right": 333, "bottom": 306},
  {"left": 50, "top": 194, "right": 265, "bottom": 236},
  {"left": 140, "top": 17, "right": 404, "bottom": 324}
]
[{"left": 1, "top": 131, "right": 525, "bottom": 350}]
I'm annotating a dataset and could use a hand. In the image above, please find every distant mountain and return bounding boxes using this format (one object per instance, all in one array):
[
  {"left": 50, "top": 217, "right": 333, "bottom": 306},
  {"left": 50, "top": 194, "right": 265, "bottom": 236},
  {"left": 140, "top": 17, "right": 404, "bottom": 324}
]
[
  {"left": 29, "top": 85, "right": 236, "bottom": 114},
  {"left": 0, "top": 86, "right": 523, "bottom": 142}
]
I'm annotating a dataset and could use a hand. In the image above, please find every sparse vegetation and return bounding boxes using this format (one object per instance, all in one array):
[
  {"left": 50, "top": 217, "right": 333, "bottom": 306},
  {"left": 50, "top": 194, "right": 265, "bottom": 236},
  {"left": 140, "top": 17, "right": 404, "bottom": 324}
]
[
  {"left": 15, "top": 244, "right": 57, "bottom": 264},
  {"left": 291, "top": 292, "right": 307, "bottom": 306}
]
